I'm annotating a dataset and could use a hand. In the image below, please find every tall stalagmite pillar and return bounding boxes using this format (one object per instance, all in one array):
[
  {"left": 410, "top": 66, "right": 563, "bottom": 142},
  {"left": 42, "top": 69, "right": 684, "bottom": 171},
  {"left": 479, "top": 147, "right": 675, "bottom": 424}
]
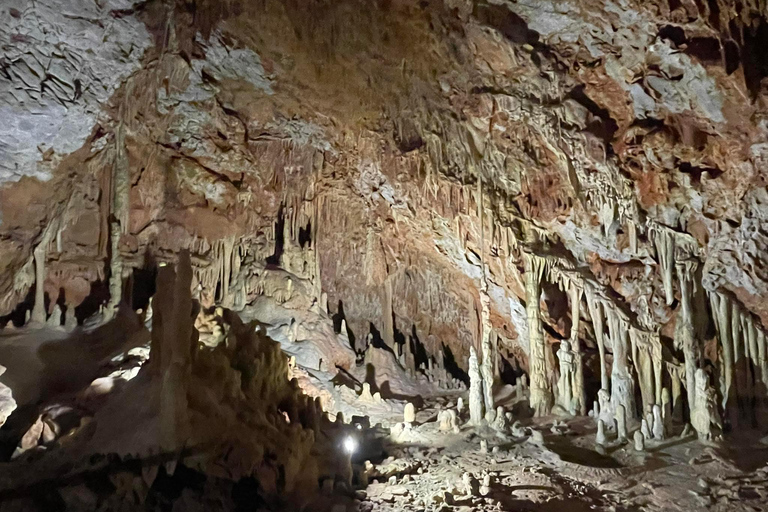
[
  {"left": 468, "top": 346, "right": 485, "bottom": 425},
  {"left": 524, "top": 252, "right": 553, "bottom": 416},
  {"left": 607, "top": 311, "right": 636, "bottom": 420},
  {"left": 677, "top": 260, "right": 700, "bottom": 417},
  {"left": 104, "top": 221, "right": 123, "bottom": 321},
  {"left": 480, "top": 281, "right": 495, "bottom": 421},
  {"left": 569, "top": 282, "right": 586, "bottom": 415},
  {"left": 30, "top": 222, "right": 59, "bottom": 325}
]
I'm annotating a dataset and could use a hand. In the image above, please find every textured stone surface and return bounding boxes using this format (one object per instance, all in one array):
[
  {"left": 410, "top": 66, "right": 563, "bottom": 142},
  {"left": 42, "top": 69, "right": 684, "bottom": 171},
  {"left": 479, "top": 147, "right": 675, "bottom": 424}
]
[{"left": 0, "top": 0, "right": 767, "bottom": 443}]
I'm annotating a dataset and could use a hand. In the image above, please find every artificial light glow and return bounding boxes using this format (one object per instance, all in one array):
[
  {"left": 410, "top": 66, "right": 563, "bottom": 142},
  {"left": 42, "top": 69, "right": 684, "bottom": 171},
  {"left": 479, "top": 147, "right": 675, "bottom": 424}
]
[{"left": 343, "top": 436, "right": 357, "bottom": 454}]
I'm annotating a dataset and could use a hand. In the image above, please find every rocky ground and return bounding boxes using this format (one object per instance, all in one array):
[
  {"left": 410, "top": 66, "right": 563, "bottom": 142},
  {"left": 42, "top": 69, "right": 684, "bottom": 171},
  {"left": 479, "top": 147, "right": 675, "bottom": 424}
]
[{"left": 342, "top": 403, "right": 768, "bottom": 512}]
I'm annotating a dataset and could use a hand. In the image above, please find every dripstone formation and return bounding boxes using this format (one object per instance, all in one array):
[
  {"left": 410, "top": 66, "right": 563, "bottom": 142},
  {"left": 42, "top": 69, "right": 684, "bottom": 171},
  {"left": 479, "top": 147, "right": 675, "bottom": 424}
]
[{"left": 0, "top": 0, "right": 767, "bottom": 510}]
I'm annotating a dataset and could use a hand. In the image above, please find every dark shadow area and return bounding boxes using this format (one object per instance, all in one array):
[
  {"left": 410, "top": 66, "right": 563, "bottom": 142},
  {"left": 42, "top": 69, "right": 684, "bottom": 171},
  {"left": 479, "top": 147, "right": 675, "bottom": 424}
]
[
  {"left": 500, "top": 354, "right": 524, "bottom": 386},
  {"left": 473, "top": 1, "right": 539, "bottom": 45},
  {"left": 567, "top": 85, "right": 619, "bottom": 148},
  {"left": 74, "top": 278, "right": 110, "bottom": 324},
  {"left": 266, "top": 203, "right": 285, "bottom": 266},
  {"left": 410, "top": 325, "right": 428, "bottom": 370},
  {"left": 442, "top": 343, "right": 469, "bottom": 385},
  {"left": 743, "top": 18, "right": 768, "bottom": 99},
  {"left": 131, "top": 266, "right": 157, "bottom": 312},
  {"left": 298, "top": 219, "right": 312, "bottom": 248},
  {"left": 0, "top": 287, "right": 35, "bottom": 328},
  {"left": 545, "top": 442, "right": 624, "bottom": 469}
]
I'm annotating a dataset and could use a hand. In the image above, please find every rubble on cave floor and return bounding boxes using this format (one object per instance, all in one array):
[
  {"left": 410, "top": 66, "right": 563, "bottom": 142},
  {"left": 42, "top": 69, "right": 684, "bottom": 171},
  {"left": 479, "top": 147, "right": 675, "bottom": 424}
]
[{"left": 334, "top": 400, "right": 768, "bottom": 512}]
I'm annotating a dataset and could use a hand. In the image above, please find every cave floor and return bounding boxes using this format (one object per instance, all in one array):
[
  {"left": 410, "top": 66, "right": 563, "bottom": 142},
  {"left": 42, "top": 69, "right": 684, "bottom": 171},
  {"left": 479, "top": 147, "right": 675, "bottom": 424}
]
[{"left": 335, "top": 400, "right": 768, "bottom": 512}]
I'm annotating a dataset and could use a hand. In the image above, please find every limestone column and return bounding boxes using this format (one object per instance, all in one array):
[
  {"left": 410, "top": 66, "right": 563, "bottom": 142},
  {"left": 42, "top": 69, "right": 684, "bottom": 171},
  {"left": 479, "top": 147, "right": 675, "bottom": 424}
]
[
  {"left": 524, "top": 252, "right": 553, "bottom": 416},
  {"left": 468, "top": 346, "right": 485, "bottom": 425},
  {"left": 113, "top": 101, "right": 131, "bottom": 235},
  {"left": 569, "top": 282, "right": 586, "bottom": 415},
  {"left": 30, "top": 242, "right": 48, "bottom": 325},
  {"left": 710, "top": 291, "right": 733, "bottom": 411},
  {"left": 676, "top": 261, "right": 700, "bottom": 417},
  {"left": 30, "top": 221, "right": 60, "bottom": 325},
  {"left": 480, "top": 282, "right": 495, "bottom": 420},
  {"left": 104, "top": 221, "right": 123, "bottom": 321},
  {"left": 607, "top": 311, "right": 636, "bottom": 420}
]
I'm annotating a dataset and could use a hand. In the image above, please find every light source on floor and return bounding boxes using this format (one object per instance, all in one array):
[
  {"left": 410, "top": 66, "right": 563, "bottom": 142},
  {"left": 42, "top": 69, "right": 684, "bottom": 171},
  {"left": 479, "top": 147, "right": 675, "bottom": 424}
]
[{"left": 343, "top": 435, "right": 357, "bottom": 454}]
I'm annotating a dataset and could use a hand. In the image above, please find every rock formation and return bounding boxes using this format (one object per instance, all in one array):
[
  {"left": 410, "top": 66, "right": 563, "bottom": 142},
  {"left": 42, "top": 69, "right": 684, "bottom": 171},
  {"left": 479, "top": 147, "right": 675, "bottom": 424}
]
[
  {"left": 468, "top": 346, "right": 485, "bottom": 425},
  {"left": 0, "top": 0, "right": 767, "bottom": 508}
]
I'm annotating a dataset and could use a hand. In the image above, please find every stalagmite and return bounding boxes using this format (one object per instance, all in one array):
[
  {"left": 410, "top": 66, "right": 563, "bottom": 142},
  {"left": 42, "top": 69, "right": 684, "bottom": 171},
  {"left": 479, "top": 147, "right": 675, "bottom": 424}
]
[
  {"left": 652, "top": 404, "right": 664, "bottom": 440},
  {"left": 556, "top": 340, "right": 575, "bottom": 414},
  {"left": 468, "top": 346, "right": 485, "bottom": 425},
  {"left": 662, "top": 387, "right": 671, "bottom": 427},
  {"left": 524, "top": 252, "right": 553, "bottom": 416},
  {"left": 641, "top": 419, "right": 651, "bottom": 440},
  {"left": 615, "top": 404, "right": 627, "bottom": 442},
  {"left": 634, "top": 430, "right": 644, "bottom": 451},
  {"left": 596, "top": 419, "right": 606, "bottom": 445},
  {"left": 438, "top": 410, "right": 458, "bottom": 432},
  {"left": 150, "top": 251, "right": 196, "bottom": 451},
  {"left": 64, "top": 307, "right": 77, "bottom": 331},
  {"left": 691, "top": 368, "right": 721, "bottom": 440},
  {"left": 480, "top": 282, "right": 495, "bottom": 421},
  {"left": 492, "top": 406, "right": 508, "bottom": 432},
  {"left": 30, "top": 238, "right": 51, "bottom": 325},
  {"left": 404, "top": 403, "right": 415, "bottom": 424},
  {"left": 457, "top": 397, "right": 464, "bottom": 415},
  {"left": 607, "top": 310, "right": 636, "bottom": 420},
  {"left": 651, "top": 227, "right": 675, "bottom": 306},
  {"left": 47, "top": 304, "right": 62, "bottom": 328}
]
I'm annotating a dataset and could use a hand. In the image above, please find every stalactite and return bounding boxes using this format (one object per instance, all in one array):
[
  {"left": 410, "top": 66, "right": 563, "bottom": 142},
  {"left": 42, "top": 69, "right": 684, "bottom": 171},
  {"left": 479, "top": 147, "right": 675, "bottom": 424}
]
[
  {"left": 731, "top": 300, "right": 747, "bottom": 415},
  {"left": 710, "top": 291, "right": 733, "bottom": 411},
  {"left": 650, "top": 227, "right": 675, "bottom": 306},
  {"left": 524, "top": 252, "right": 553, "bottom": 417}
]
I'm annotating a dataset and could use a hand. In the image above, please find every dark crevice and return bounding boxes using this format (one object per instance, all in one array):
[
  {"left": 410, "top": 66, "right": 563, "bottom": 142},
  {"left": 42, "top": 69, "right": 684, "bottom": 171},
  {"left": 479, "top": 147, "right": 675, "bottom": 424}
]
[
  {"left": 679, "top": 161, "right": 723, "bottom": 185},
  {"left": 473, "top": 2, "right": 539, "bottom": 45},
  {"left": 743, "top": 18, "right": 768, "bottom": 99},
  {"left": 567, "top": 85, "right": 619, "bottom": 147},
  {"left": 266, "top": 204, "right": 285, "bottom": 266}
]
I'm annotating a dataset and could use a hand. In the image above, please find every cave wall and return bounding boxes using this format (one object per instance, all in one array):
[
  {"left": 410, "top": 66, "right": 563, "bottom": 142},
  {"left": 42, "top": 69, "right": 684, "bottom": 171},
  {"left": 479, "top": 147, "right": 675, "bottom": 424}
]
[{"left": 1, "top": 0, "right": 767, "bottom": 386}]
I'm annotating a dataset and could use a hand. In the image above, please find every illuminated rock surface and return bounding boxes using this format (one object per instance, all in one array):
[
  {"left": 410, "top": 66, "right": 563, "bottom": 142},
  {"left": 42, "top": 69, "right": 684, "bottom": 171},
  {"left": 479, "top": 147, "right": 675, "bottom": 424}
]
[{"left": 0, "top": 0, "right": 767, "bottom": 509}]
